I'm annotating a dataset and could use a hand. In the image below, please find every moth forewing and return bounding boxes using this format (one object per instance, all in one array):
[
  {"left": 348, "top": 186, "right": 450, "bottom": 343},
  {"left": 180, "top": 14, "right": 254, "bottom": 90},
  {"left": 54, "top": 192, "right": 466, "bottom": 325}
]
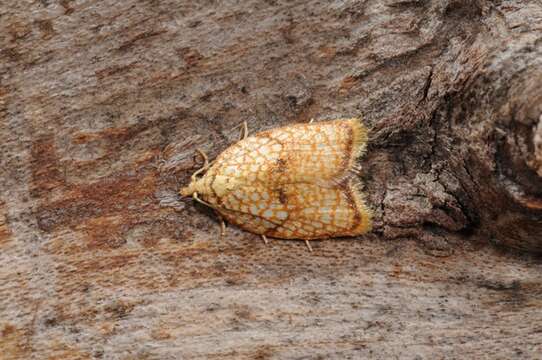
[{"left": 180, "top": 118, "right": 372, "bottom": 242}]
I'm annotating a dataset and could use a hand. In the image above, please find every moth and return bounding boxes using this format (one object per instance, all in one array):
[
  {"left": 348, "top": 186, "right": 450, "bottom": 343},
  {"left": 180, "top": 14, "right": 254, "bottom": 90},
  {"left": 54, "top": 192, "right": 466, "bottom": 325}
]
[{"left": 180, "top": 118, "right": 372, "bottom": 251}]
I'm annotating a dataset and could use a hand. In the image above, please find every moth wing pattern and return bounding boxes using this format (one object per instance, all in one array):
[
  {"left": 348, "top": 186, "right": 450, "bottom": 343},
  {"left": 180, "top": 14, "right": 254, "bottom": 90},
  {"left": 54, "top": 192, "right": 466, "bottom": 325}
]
[
  {"left": 209, "top": 118, "right": 367, "bottom": 185},
  {"left": 207, "top": 135, "right": 283, "bottom": 186},
  {"left": 256, "top": 118, "right": 368, "bottom": 183},
  {"left": 269, "top": 181, "right": 371, "bottom": 238},
  {"left": 218, "top": 180, "right": 371, "bottom": 239},
  {"left": 211, "top": 118, "right": 372, "bottom": 239}
]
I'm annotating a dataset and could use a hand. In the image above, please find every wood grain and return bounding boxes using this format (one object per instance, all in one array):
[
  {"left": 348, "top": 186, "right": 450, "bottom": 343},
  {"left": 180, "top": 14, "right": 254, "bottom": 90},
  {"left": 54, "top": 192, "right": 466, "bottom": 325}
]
[{"left": 1, "top": 1, "right": 541, "bottom": 359}]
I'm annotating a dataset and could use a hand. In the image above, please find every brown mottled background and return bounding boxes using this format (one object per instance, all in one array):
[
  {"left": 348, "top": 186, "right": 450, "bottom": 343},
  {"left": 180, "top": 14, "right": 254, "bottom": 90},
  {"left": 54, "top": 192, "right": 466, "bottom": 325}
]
[{"left": 1, "top": 1, "right": 541, "bottom": 359}]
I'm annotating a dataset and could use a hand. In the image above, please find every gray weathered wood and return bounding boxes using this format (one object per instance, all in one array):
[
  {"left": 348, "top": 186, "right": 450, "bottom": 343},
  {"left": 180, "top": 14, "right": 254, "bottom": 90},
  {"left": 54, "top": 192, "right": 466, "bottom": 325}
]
[{"left": 1, "top": 1, "right": 541, "bottom": 359}]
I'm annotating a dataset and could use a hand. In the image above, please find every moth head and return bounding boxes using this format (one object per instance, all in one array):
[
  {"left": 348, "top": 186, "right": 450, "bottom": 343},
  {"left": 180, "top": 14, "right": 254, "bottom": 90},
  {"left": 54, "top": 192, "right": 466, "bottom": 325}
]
[
  {"left": 179, "top": 178, "right": 204, "bottom": 198},
  {"left": 179, "top": 184, "right": 192, "bottom": 198}
]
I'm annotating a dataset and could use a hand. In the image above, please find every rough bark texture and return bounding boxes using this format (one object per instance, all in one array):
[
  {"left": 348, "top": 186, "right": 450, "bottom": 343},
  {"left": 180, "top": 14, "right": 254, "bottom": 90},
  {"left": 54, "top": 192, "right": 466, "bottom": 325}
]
[{"left": 1, "top": 0, "right": 541, "bottom": 359}]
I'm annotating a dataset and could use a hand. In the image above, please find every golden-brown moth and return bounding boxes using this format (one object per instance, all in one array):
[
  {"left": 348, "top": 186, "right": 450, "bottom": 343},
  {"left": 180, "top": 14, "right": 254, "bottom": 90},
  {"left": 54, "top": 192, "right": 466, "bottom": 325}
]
[{"left": 180, "top": 118, "right": 372, "bottom": 250}]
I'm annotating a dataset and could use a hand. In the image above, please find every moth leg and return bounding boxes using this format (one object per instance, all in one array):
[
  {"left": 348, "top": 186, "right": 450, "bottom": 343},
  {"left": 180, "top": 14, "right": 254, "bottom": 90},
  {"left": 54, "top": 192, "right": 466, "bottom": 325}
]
[
  {"left": 214, "top": 211, "right": 227, "bottom": 236},
  {"left": 304, "top": 239, "right": 313, "bottom": 252},
  {"left": 192, "top": 192, "right": 213, "bottom": 207},
  {"left": 261, "top": 234, "right": 269, "bottom": 245},
  {"left": 191, "top": 166, "right": 206, "bottom": 181},
  {"left": 196, "top": 148, "right": 209, "bottom": 167},
  {"left": 240, "top": 121, "right": 249, "bottom": 140},
  {"left": 191, "top": 148, "right": 211, "bottom": 181},
  {"left": 220, "top": 219, "right": 226, "bottom": 236}
]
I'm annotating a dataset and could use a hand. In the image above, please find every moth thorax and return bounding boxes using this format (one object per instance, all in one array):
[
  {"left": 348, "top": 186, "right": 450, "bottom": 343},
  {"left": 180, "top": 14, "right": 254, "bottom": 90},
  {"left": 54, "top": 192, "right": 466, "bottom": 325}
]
[{"left": 211, "top": 175, "right": 237, "bottom": 197}]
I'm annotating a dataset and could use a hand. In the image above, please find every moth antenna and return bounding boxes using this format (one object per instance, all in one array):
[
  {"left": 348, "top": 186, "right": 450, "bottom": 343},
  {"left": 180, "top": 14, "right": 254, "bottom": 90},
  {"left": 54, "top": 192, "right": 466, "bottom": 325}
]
[
  {"left": 191, "top": 149, "right": 212, "bottom": 181},
  {"left": 241, "top": 121, "right": 249, "bottom": 140},
  {"left": 196, "top": 148, "right": 209, "bottom": 168}
]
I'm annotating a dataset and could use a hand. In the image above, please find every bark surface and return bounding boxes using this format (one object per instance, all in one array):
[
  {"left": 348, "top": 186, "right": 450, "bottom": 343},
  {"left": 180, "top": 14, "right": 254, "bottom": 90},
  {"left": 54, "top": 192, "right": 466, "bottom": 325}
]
[{"left": 1, "top": 1, "right": 541, "bottom": 359}]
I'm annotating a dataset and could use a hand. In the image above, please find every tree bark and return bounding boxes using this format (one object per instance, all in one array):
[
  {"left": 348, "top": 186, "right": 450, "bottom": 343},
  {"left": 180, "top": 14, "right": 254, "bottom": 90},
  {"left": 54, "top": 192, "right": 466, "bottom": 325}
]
[{"left": 1, "top": 0, "right": 541, "bottom": 359}]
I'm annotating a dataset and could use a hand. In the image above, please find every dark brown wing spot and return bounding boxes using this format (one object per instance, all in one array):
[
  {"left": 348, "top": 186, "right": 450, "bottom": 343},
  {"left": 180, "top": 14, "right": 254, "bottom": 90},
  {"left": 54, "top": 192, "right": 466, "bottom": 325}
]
[
  {"left": 277, "top": 188, "right": 287, "bottom": 204},
  {"left": 275, "top": 157, "right": 287, "bottom": 174}
]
